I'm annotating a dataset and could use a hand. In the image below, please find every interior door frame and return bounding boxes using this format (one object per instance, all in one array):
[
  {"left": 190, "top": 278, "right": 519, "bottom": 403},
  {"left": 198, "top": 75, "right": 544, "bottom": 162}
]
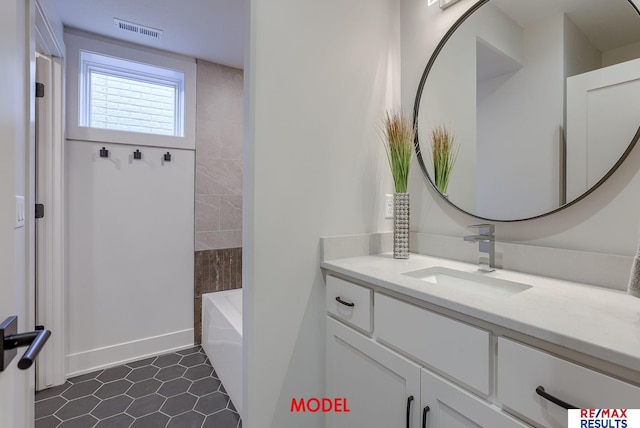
[{"left": 34, "top": 0, "right": 66, "bottom": 390}]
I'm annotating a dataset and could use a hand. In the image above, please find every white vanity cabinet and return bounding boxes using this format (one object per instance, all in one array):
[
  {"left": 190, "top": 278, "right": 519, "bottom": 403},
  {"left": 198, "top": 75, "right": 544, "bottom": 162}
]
[
  {"left": 326, "top": 275, "right": 372, "bottom": 333},
  {"left": 497, "top": 338, "right": 640, "bottom": 428},
  {"left": 324, "top": 273, "right": 640, "bottom": 428},
  {"left": 325, "top": 274, "right": 522, "bottom": 428},
  {"left": 375, "top": 292, "right": 491, "bottom": 395},
  {"left": 421, "top": 369, "right": 529, "bottom": 428},
  {"left": 326, "top": 317, "right": 421, "bottom": 428}
]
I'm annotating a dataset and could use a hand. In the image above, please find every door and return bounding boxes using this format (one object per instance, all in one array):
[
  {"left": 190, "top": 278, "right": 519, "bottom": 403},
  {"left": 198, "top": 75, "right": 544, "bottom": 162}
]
[
  {"left": 420, "top": 369, "right": 529, "bottom": 428},
  {"left": 326, "top": 317, "right": 421, "bottom": 428},
  {"left": 0, "top": 0, "right": 36, "bottom": 427},
  {"left": 566, "top": 58, "right": 640, "bottom": 201}
]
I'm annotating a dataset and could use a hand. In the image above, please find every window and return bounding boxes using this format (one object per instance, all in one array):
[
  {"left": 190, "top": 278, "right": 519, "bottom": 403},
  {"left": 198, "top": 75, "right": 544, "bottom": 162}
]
[{"left": 79, "top": 50, "right": 185, "bottom": 137}]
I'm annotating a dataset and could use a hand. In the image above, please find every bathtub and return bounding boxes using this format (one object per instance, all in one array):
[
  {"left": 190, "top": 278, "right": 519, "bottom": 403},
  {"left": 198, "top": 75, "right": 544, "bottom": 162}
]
[{"left": 202, "top": 289, "right": 243, "bottom": 417}]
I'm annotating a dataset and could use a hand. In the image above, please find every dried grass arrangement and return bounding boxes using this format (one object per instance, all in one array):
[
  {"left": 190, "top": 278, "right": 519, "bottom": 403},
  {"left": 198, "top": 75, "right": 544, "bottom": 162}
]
[
  {"left": 382, "top": 110, "right": 416, "bottom": 194},
  {"left": 431, "top": 124, "right": 459, "bottom": 195}
]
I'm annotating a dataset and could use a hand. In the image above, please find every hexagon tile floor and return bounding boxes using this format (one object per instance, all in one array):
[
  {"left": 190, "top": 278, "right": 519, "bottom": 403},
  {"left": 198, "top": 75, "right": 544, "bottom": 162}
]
[{"left": 35, "top": 346, "right": 241, "bottom": 428}]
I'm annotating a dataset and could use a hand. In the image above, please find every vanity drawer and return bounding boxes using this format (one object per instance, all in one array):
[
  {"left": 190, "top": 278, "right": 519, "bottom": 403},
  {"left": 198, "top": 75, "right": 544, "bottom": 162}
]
[
  {"left": 375, "top": 293, "right": 491, "bottom": 395},
  {"left": 326, "top": 275, "right": 372, "bottom": 333},
  {"left": 498, "top": 337, "right": 640, "bottom": 427}
]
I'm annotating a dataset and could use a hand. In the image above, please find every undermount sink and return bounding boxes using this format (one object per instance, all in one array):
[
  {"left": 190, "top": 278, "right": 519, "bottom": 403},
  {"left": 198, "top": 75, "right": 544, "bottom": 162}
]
[{"left": 403, "top": 266, "right": 532, "bottom": 298}]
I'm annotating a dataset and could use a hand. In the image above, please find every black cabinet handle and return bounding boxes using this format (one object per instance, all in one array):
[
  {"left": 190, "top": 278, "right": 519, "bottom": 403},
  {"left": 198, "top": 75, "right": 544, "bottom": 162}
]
[
  {"left": 422, "top": 405, "right": 430, "bottom": 428},
  {"left": 535, "top": 386, "right": 578, "bottom": 410},
  {"left": 133, "top": 149, "right": 142, "bottom": 160},
  {"left": 406, "top": 395, "right": 414, "bottom": 428},
  {"left": 335, "top": 296, "right": 355, "bottom": 307}
]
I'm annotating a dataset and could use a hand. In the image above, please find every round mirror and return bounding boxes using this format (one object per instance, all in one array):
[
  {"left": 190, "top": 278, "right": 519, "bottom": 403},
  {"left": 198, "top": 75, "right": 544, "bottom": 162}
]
[{"left": 414, "top": 0, "right": 640, "bottom": 221}]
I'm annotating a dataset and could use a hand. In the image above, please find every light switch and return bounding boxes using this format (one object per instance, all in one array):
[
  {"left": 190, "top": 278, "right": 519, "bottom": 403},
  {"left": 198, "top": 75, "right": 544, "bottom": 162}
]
[
  {"left": 385, "top": 194, "right": 394, "bottom": 219},
  {"left": 15, "top": 196, "right": 25, "bottom": 229}
]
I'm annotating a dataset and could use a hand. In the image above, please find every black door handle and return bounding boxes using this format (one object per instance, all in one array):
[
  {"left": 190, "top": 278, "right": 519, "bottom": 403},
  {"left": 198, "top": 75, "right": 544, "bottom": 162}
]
[
  {"left": 535, "top": 386, "right": 578, "bottom": 410},
  {"left": 406, "top": 395, "right": 414, "bottom": 428},
  {"left": 1, "top": 316, "right": 51, "bottom": 371}
]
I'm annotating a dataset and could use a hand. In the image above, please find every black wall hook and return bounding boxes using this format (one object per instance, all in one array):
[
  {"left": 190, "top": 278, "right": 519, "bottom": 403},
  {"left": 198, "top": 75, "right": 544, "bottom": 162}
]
[
  {"left": 133, "top": 149, "right": 142, "bottom": 160},
  {"left": 164, "top": 152, "right": 172, "bottom": 162},
  {"left": 100, "top": 147, "right": 109, "bottom": 158}
]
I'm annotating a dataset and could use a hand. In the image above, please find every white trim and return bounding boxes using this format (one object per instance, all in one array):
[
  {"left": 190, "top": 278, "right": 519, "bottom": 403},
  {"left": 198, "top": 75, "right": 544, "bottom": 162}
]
[
  {"left": 34, "top": 0, "right": 66, "bottom": 392},
  {"left": 66, "top": 329, "right": 194, "bottom": 377},
  {"left": 65, "top": 31, "right": 196, "bottom": 150},
  {"left": 34, "top": 0, "right": 64, "bottom": 57},
  {"left": 35, "top": 53, "right": 66, "bottom": 390},
  {"left": 79, "top": 50, "right": 185, "bottom": 137}
]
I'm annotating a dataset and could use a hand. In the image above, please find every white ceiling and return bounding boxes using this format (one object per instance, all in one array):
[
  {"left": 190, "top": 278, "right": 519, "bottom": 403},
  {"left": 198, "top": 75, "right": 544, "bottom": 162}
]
[
  {"left": 50, "top": 0, "right": 245, "bottom": 69},
  {"left": 49, "top": 0, "right": 639, "bottom": 72},
  {"left": 491, "top": 0, "right": 640, "bottom": 52}
]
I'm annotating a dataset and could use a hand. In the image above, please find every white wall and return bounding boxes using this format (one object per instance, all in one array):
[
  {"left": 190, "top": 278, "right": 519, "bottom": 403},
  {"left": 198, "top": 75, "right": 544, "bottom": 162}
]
[
  {"left": 603, "top": 40, "right": 640, "bottom": 67},
  {"left": 64, "top": 33, "right": 196, "bottom": 375},
  {"left": 65, "top": 142, "right": 195, "bottom": 375},
  {"left": 244, "top": 0, "right": 400, "bottom": 426},
  {"left": 563, "top": 15, "right": 601, "bottom": 79},
  {"left": 404, "top": 0, "right": 640, "bottom": 256},
  {"left": 477, "top": 12, "right": 564, "bottom": 219}
]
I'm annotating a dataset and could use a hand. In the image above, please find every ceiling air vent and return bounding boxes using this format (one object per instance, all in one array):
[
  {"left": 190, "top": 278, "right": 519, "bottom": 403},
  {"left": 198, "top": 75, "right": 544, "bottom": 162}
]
[{"left": 113, "top": 18, "right": 163, "bottom": 40}]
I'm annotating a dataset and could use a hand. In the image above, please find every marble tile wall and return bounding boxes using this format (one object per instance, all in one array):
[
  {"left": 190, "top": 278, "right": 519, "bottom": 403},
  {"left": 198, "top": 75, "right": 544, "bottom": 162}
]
[
  {"left": 195, "top": 59, "right": 243, "bottom": 251},
  {"left": 194, "top": 248, "right": 242, "bottom": 344},
  {"left": 194, "top": 60, "right": 244, "bottom": 344}
]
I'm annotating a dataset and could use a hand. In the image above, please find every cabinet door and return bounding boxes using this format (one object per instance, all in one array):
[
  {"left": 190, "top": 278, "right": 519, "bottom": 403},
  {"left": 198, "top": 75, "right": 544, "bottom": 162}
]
[
  {"left": 421, "top": 369, "right": 530, "bottom": 428},
  {"left": 327, "top": 317, "right": 421, "bottom": 428},
  {"left": 498, "top": 337, "right": 640, "bottom": 428}
]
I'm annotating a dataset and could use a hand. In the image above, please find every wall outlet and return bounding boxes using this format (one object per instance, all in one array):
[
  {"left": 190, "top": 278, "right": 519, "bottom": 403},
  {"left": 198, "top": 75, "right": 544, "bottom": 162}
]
[{"left": 385, "top": 194, "right": 394, "bottom": 219}]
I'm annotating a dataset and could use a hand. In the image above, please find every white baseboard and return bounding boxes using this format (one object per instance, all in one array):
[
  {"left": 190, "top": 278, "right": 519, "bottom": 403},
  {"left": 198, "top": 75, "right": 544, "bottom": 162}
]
[{"left": 66, "top": 328, "right": 194, "bottom": 378}]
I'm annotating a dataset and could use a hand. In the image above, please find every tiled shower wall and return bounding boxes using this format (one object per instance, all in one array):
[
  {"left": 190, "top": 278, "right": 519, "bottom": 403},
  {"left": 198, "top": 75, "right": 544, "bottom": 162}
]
[{"left": 194, "top": 60, "right": 243, "bottom": 344}]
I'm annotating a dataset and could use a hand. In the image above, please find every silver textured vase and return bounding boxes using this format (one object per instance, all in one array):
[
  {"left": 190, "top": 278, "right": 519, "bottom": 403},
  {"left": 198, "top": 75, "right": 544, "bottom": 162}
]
[{"left": 393, "top": 193, "right": 410, "bottom": 259}]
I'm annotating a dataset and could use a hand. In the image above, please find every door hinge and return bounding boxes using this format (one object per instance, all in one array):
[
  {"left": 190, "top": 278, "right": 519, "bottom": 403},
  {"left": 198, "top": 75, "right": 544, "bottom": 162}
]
[
  {"left": 35, "top": 204, "right": 44, "bottom": 219},
  {"left": 35, "top": 82, "right": 44, "bottom": 98}
]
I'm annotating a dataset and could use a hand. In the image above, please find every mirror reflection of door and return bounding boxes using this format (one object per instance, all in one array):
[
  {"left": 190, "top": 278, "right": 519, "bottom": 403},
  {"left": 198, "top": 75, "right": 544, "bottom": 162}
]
[
  {"left": 566, "top": 59, "right": 640, "bottom": 201},
  {"left": 417, "top": 0, "right": 640, "bottom": 220}
]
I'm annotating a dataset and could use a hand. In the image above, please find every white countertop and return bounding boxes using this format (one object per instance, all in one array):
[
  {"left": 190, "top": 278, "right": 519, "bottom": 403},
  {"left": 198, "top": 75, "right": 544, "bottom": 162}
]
[{"left": 321, "top": 253, "right": 640, "bottom": 374}]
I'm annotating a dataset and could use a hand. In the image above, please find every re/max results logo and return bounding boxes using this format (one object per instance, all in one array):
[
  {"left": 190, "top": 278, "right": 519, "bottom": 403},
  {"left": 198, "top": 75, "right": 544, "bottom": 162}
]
[{"left": 568, "top": 409, "right": 640, "bottom": 428}]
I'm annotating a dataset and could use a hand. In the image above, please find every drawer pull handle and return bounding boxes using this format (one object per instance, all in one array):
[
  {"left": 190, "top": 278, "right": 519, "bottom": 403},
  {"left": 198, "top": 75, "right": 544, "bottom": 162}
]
[
  {"left": 406, "top": 395, "right": 414, "bottom": 428},
  {"left": 535, "top": 386, "right": 578, "bottom": 410},
  {"left": 335, "top": 296, "right": 355, "bottom": 307},
  {"left": 422, "top": 405, "right": 430, "bottom": 428}
]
